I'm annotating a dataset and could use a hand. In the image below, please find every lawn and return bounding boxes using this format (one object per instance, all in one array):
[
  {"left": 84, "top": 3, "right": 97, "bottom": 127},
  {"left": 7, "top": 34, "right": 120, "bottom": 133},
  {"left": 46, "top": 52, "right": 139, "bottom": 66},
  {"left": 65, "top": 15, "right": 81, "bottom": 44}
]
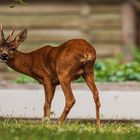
[{"left": 0, "top": 119, "right": 140, "bottom": 140}]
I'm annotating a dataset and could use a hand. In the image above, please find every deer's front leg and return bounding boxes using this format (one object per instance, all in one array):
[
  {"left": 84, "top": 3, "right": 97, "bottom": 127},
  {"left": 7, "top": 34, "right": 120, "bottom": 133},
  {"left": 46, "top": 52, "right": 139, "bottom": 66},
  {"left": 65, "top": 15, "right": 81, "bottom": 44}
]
[
  {"left": 43, "top": 78, "right": 56, "bottom": 122},
  {"left": 31, "top": 69, "right": 56, "bottom": 121}
]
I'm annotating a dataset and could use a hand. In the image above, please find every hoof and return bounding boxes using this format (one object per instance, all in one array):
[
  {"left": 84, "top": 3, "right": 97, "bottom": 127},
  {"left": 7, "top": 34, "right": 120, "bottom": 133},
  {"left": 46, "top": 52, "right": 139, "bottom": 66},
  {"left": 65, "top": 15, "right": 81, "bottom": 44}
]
[
  {"left": 42, "top": 117, "right": 50, "bottom": 123},
  {"left": 57, "top": 120, "right": 62, "bottom": 127},
  {"left": 96, "top": 122, "right": 101, "bottom": 128}
]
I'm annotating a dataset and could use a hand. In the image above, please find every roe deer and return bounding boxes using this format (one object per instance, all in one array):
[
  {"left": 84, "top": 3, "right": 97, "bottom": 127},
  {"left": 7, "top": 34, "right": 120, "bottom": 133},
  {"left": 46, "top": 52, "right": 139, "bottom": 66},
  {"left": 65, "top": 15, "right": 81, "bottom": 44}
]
[{"left": 0, "top": 25, "right": 101, "bottom": 126}]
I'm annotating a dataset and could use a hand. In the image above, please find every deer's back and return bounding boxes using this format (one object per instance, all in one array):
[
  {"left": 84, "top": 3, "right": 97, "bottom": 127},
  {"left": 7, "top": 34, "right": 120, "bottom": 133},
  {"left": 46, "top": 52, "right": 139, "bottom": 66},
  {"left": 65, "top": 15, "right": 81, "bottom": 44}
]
[{"left": 31, "top": 39, "right": 95, "bottom": 62}]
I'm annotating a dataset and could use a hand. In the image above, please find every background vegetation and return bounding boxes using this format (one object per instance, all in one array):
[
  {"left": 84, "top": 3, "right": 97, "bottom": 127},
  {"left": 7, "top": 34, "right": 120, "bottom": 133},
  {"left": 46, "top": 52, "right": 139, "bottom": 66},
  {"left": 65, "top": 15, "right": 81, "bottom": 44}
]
[{"left": 15, "top": 58, "right": 140, "bottom": 84}]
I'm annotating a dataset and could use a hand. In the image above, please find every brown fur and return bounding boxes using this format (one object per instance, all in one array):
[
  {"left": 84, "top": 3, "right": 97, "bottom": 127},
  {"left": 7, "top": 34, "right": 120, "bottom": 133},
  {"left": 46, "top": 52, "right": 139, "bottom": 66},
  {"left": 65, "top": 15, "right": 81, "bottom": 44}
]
[{"left": 0, "top": 27, "right": 101, "bottom": 126}]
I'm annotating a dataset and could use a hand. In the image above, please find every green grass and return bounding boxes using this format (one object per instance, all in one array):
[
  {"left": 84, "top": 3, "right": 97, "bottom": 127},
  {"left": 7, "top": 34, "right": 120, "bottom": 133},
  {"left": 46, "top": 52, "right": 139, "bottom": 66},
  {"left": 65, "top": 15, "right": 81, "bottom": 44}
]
[{"left": 0, "top": 119, "right": 140, "bottom": 140}]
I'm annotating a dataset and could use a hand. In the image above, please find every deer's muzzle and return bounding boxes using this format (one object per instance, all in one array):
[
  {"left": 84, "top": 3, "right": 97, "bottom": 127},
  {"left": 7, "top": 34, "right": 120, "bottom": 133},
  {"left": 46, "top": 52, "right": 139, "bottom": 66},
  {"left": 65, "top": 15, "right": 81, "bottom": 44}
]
[{"left": 0, "top": 53, "right": 9, "bottom": 62}]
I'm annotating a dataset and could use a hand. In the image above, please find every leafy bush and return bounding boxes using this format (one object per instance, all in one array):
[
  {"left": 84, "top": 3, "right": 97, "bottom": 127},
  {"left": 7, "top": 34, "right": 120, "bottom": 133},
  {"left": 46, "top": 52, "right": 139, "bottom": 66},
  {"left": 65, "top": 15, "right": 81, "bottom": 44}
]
[
  {"left": 134, "top": 48, "right": 140, "bottom": 62},
  {"left": 15, "top": 74, "right": 37, "bottom": 84},
  {"left": 10, "top": 0, "right": 28, "bottom": 8},
  {"left": 94, "top": 59, "right": 140, "bottom": 82},
  {"left": 15, "top": 59, "right": 140, "bottom": 84}
]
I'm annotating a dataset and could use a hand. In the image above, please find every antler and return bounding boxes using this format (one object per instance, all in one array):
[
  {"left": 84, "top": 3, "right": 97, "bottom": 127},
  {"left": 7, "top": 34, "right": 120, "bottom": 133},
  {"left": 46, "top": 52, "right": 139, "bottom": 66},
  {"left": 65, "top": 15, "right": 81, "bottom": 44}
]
[
  {"left": 7, "top": 26, "right": 15, "bottom": 42},
  {"left": 0, "top": 23, "right": 5, "bottom": 41}
]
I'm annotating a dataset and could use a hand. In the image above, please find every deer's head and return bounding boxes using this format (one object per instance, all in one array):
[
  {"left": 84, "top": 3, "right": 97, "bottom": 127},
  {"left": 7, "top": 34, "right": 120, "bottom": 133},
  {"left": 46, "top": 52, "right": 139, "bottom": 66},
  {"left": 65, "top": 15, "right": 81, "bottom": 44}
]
[{"left": 0, "top": 24, "right": 27, "bottom": 63}]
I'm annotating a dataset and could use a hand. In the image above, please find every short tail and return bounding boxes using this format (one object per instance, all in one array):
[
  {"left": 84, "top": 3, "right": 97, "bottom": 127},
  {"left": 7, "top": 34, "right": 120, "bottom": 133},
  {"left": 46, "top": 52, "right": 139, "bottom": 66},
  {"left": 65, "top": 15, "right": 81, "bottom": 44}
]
[{"left": 80, "top": 49, "right": 96, "bottom": 64}]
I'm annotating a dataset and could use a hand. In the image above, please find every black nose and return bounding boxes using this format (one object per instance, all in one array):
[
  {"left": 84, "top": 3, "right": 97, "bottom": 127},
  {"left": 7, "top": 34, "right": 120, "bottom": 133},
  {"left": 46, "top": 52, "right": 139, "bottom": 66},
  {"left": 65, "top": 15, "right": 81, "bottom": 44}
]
[{"left": 1, "top": 53, "right": 9, "bottom": 61}]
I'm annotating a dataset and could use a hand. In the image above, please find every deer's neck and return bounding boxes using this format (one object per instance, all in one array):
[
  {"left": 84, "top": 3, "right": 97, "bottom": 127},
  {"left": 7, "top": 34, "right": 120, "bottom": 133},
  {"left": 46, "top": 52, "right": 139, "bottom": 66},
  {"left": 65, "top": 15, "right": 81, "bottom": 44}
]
[{"left": 6, "top": 50, "right": 31, "bottom": 75}]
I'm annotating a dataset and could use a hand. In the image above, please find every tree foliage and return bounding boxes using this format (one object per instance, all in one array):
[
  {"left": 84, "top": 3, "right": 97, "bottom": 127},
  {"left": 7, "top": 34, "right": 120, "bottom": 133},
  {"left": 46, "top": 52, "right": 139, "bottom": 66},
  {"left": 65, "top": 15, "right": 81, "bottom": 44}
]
[{"left": 10, "top": 0, "right": 28, "bottom": 8}]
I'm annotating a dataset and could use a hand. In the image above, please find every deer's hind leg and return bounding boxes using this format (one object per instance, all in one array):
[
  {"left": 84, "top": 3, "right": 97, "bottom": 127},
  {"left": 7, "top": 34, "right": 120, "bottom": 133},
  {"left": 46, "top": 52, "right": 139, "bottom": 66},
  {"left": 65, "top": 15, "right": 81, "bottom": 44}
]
[
  {"left": 57, "top": 72, "right": 76, "bottom": 125},
  {"left": 82, "top": 62, "right": 101, "bottom": 127}
]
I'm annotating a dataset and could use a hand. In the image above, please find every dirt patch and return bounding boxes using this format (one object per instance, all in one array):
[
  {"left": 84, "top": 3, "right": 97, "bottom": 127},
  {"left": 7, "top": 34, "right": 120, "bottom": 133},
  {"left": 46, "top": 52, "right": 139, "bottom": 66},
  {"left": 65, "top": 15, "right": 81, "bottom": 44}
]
[{"left": 0, "top": 80, "right": 140, "bottom": 91}]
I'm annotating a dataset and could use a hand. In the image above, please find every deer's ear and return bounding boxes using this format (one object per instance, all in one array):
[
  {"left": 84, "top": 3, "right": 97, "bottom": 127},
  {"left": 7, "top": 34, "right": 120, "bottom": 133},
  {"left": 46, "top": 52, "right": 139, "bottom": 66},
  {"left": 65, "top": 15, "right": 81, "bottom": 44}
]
[{"left": 13, "top": 29, "right": 27, "bottom": 47}]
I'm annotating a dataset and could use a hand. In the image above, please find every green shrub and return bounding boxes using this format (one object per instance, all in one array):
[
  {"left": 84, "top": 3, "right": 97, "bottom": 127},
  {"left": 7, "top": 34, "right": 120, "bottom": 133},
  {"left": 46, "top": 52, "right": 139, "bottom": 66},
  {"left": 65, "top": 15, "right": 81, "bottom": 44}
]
[
  {"left": 94, "top": 59, "right": 140, "bottom": 82},
  {"left": 15, "top": 59, "right": 140, "bottom": 84},
  {"left": 15, "top": 74, "right": 37, "bottom": 84}
]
